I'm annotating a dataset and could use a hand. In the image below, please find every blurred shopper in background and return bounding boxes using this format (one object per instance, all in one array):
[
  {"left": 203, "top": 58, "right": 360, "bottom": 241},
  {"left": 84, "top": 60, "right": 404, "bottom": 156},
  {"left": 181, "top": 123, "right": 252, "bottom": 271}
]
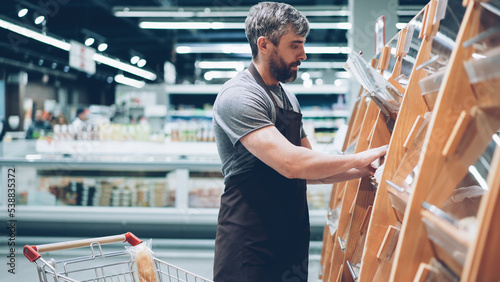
[
  {"left": 71, "top": 107, "right": 89, "bottom": 129},
  {"left": 26, "top": 109, "right": 52, "bottom": 139}
]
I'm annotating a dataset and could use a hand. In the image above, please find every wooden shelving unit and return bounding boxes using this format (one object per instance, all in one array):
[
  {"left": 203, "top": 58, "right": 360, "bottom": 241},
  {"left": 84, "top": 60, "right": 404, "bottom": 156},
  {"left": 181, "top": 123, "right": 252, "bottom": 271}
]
[{"left": 320, "top": 0, "right": 500, "bottom": 280}]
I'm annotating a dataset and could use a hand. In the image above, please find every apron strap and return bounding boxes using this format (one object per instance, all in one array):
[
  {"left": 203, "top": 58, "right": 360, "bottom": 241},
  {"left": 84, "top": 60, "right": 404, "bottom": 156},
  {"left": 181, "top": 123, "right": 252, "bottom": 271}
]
[{"left": 248, "top": 63, "right": 279, "bottom": 108}]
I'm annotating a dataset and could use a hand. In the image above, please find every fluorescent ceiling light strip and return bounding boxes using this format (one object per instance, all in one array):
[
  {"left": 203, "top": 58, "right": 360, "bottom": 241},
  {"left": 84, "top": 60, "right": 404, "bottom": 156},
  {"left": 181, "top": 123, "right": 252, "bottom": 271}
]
[
  {"left": 195, "top": 60, "right": 347, "bottom": 70},
  {"left": 300, "top": 61, "right": 345, "bottom": 69},
  {"left": 139, "top": 21, "right": 244, "bottom": 29},
  {"left": 469, "top": 165, "right": 489, "bottom": 190},
  {"left": 140, "top": 21, "right": 350, "bottom": 30},
  {"left": 115, "top": 11, "right": 196, "bottom": 17},
  {"left": 196, "top": 61, "right": 246, "bottom": 69},
  {"left": 114, "top": 74, "right": 146, "bottom": 88},
  {"left": 176, "top": 44, "right": 350, "bottom": 54},
  {"left": 396, "top": 23, "right": 407, "bottom": 29},
  {"left": 0, "top": 18, "right": 157, "bottom": 81},
  {"left": 305, "top": 46, "right": 351, "bottom": 54},
  {"left": 0, "top": 18, "right": 70, "bottom": 51},
  {"left": 493, "top": 133, "right": 500, "bottom": 147},
  {"left": 309, "top": 22, "right": 351, "bottom": 29},
  {"left": 114, "top": 7, "right": 349, "bottom": 18},
  {"left": 204, "top": 70, "right": 239, "bottom": 80},
  {"left": 94, "top": 54, "right": 157, "bottom": 81}
]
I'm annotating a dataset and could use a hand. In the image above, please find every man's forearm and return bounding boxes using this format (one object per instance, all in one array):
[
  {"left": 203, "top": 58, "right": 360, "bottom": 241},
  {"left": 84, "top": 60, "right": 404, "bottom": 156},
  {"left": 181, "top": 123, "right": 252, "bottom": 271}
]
[{"left": 306, "top": 168, "right": 370, "bottom": 184}]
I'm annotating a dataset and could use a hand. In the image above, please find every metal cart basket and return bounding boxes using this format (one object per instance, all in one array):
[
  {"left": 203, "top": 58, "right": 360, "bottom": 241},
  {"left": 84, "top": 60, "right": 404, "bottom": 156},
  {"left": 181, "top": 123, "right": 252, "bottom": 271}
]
[{"left": 23, "top": 232, "right": 213, "bottom": 282}]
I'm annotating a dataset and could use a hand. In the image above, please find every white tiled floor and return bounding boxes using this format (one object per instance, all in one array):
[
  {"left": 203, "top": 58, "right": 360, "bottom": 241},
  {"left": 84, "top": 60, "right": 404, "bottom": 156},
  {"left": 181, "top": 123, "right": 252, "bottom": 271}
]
[{"left": 0, "top": 237, "right": 322, "bottom": 282}]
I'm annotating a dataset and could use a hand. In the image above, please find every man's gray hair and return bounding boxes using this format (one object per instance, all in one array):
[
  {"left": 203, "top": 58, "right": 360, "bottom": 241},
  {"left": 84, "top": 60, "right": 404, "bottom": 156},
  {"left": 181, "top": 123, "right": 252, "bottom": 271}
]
[{"left": 245, "top": 2, "right": 310, "bottom": 59}]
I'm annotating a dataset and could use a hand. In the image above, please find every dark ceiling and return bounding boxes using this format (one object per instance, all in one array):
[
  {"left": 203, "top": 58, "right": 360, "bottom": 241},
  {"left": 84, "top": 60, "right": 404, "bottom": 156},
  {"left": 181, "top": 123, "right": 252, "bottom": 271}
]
[{"left": 0, "top": 0, "right": 425, "bottom": 86}]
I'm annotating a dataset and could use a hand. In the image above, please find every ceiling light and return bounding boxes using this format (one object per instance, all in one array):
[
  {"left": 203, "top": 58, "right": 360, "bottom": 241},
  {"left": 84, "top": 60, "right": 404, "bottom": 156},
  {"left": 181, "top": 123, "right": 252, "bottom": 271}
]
[
  {"left": 137, "top": 59, "right": 147, "bottom": 67},
  {"left": 114, "top": 74, "right": 145, "bottom": 88},
  {"left": 94, "top": 54, "right": 157, "bottom": 80},
  {"left": 139, "top": 21, "right": 244, "bottom": 30},
  {"left": 336, "top": 71, "right": 352, "bottom": 79},
  {"left": 140, "top": 21, "right": 347, "bottom": 30},
  {"left": 0, "top": 17, "right": 156, "bottom": 80},
  {"left": 469, "top": 165, "right": 489, "bottom": 190},
  {"left": 97, "top": 42, "right": 108, "bottom": 52},
  {"left": 84, "top": 37, "right": 95, "bottom": 46},
  {"left": 305, "top": 46, "right": 351, "bottom": 54},
  {"left": 204, "top": 71, "right": 238, "bottom": 81},
  {"left": 130, "top": 55, "right": 140, "bottom": 64},
  {"left": 396, "top": 23, "right": 407, "bottom": 29},
  {"left": 299, "top": 62, "right": 345, "bottom": 69},
  {"left": 309, "top": 22, "right": 351, "bottom": 29},
  {"left": 493, "top": 133, "right": 500, "bottom": 146},
  {"left": 0, "top": 18, "right": 71, "bottom": 50},
  {"left": 18, "top": 8, "right": 28, "bottom": 18},
  {"left": 176, "top": 43, "right": 350, "bottom": 55},
  {"left": 176, "top": 44, "right": 250, "bottom": 54},
  {"left": 34, "top": 14, "right": 45, "bottom": 25},
  {"left": 301, "top": 72, "right": 311, "bottom": 80},
  {"left": 196, "top": 61, "right": 246, "bottom": 71},
  {"left": 114, "top": 6, "right": 349, "bottom": 18}
]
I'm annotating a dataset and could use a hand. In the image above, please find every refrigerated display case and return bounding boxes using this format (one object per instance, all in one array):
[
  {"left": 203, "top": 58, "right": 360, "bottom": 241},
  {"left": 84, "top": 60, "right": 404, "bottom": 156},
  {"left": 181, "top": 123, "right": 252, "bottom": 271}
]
[{"left": 0, "top": 139, "right": 331, "bottom": 239}]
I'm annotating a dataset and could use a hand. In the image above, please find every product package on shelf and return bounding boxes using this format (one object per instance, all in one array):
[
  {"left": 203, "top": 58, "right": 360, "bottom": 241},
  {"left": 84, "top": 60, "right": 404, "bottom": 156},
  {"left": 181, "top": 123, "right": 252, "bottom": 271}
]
[
  {"left": 188, "top": 172, "right": 224, "bottom": 209},
  {"left": 30, "top": 174, "right": 175, "bottom": 208},
  {"left": 344, "top": 52, "right": 404, "bottom": 121}
]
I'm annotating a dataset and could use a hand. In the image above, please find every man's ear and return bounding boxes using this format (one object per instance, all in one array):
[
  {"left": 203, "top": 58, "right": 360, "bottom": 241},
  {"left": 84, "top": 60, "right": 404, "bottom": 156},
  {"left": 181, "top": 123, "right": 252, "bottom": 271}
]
[{"left": 257, "top": 36, "right": 270, "bottom": 55}]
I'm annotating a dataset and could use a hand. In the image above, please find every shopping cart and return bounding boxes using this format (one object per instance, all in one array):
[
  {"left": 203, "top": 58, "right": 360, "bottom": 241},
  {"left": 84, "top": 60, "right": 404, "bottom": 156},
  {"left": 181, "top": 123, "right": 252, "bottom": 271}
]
[{"left": 23, "top": 232, "right": 213, "bottom": 282}]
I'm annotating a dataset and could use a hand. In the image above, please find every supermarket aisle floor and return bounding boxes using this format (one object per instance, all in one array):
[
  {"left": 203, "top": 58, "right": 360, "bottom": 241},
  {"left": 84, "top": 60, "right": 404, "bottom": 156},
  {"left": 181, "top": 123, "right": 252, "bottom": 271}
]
[{"left": 0, "top": 237, "right": 322, "bottom": 282}]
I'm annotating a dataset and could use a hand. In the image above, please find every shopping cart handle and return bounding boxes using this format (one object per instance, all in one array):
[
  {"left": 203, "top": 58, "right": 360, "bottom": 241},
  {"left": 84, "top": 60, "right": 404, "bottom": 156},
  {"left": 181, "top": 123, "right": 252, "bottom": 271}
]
[
  {"left": 23, "top": 245, "right": 41, "bottom": 263},
  {"left": 124, "top": 232, "right": 143, "bottom": 246},
  {"left": 23, "top": 232, "right": 143, "bottom": 262}
]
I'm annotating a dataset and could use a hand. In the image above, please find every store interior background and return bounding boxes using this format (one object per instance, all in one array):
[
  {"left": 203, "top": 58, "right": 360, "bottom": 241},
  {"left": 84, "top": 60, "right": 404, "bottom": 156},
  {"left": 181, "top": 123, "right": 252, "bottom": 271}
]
[{"left": 0, "top": 0, "right": 427, "bottom": 280}]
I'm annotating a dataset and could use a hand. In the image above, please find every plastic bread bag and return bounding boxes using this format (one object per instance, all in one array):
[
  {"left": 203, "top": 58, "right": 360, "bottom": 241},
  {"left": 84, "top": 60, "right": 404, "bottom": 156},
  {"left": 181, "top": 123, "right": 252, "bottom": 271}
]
[{"left": 126, "top": 239, "right": 158, "bottom": 282}]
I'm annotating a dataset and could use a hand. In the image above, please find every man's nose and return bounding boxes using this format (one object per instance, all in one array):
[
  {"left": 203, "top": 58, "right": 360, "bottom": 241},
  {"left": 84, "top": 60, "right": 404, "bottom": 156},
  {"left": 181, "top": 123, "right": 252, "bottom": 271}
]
[{"left": 298, "top": 46, "right": 307, "bottom": 61}]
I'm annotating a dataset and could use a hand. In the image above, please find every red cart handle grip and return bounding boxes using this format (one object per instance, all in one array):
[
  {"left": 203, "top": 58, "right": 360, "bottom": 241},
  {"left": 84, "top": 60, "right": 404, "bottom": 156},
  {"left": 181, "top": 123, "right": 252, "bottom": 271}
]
[
  {"left": 23, "top": 245, "right": 41, "bottom": 263},
  {"left": 124, "top": 232, "right": 143, "bottom": 246},
  {"left": 24, "top": 232, "right": 143, "bottom": 263}
]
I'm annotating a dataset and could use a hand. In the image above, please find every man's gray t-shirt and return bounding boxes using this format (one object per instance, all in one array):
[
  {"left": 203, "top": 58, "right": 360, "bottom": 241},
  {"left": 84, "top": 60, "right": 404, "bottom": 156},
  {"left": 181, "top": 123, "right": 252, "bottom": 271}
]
[{"left": 213, "top": 70, "right": 306, "bottom": 182}]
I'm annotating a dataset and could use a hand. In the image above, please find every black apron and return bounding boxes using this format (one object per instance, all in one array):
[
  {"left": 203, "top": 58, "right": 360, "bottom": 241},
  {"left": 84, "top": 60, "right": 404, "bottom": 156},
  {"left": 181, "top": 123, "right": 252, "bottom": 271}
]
[{"left": 213, "top": 63, "right": 310, "bottom": 282}]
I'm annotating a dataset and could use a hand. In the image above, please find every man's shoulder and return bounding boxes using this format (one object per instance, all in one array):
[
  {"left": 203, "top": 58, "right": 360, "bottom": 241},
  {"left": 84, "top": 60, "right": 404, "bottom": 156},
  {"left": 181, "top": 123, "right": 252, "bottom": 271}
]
[{"left": 219, "top": 71, "right": 261, "bottom": 94}]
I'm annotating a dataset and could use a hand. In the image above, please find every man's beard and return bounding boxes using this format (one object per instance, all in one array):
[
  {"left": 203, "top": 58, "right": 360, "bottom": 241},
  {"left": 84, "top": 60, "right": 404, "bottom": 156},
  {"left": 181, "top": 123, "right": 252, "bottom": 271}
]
[{"left": 269, "top": 51, "right": 300, "bottom": 83}]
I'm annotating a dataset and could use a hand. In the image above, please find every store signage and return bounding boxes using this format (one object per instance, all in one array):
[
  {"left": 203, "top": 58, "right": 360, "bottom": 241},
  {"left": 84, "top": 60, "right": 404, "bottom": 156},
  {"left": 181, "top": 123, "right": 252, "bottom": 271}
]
[{"left": 69, "top": 40, "right": 96, "bottom": 75}]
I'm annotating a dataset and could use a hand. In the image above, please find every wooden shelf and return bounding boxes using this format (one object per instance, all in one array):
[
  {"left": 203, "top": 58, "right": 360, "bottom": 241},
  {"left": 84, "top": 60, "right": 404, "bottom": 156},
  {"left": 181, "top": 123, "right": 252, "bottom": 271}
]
[{"left": 319, "top": 0, "right": 500, "bottom": 281}]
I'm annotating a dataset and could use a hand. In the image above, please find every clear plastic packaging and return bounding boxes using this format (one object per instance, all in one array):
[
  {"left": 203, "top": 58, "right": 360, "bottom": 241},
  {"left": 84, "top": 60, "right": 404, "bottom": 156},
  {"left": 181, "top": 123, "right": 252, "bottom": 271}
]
[
  {"left": 421, "top": 203, "right": 471, "bottom": 271},
  {"left": 344, "top": 52, "right": 404, "bottom": 115},
  {"left": 462, "top": 3, "right": 500, "bottom": 107},
  {"left": 421, "top": 170, "right": 486, "bottom": 274},
  {"left": 326, "top": 201, "right": 342, "bottom": 236},
  {"left": 126, "top": 240, "right": 159, "bottom": 282},
  {"left": 464, "top": 46, "right": 500, "bottom": 107},
  {"left": 464, "top": 46, "right": 500, "bottom": 84},
  {"left": 418, "top": 68, "right": 447, "bottom": 110},
  {"left": 386, "top": 113, "right": 432, "bottom": 222},
  {"left": 425, "top": 258, "right": 460, "bottom": 282}
]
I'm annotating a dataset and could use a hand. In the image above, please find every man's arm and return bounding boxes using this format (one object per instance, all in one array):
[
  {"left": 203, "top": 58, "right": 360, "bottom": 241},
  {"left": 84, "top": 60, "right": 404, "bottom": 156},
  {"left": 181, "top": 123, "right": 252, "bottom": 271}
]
[
  {"left": 240, "top": 125, "right": 387, "bottom": 180},
  {"left": 300, "top": 136, "right": 375, "bottom": 184}
]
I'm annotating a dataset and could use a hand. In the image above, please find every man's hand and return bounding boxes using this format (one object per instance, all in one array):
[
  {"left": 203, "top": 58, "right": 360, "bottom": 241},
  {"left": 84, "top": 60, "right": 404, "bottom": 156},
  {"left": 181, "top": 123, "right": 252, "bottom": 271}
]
[{"left": 354, "top": 145, "right": 388, "bottom": 176}]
